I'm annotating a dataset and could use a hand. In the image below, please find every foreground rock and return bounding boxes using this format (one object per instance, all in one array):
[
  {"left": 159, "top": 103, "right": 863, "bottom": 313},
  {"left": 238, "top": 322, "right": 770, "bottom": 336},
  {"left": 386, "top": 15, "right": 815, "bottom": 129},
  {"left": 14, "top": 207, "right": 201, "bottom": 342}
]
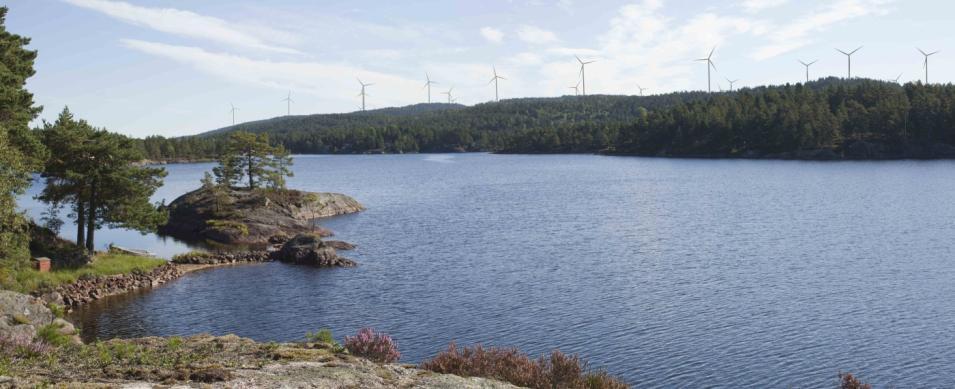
[
  {"left": 160, "top": 186, "right": 364, "bottom": 245},
  {"left": 2, "top": 333, "right": 519, "bottom": 389},
  {"left": 0, "top": 290, "right": 80, "bottom": 343}
]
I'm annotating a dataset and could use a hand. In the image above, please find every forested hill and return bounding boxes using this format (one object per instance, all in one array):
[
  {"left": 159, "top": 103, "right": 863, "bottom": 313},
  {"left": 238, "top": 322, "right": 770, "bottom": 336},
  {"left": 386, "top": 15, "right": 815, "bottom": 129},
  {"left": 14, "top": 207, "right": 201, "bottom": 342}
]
[{"left": 139, "top": 77, "right": 955, "bottom": 160}]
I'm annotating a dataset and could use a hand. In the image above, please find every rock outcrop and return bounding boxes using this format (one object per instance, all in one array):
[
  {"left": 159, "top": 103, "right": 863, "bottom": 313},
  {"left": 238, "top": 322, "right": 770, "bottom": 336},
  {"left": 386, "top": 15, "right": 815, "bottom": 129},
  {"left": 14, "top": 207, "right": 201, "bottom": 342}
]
[
  {"left": 274, "top": 234, "right": 356, "bottom": 267},
  {"left": 0, "top": 290, "right": 55, "bottom": 340},
  {"left": 160, "top": 186, "right": 364, "bottom": 245}
]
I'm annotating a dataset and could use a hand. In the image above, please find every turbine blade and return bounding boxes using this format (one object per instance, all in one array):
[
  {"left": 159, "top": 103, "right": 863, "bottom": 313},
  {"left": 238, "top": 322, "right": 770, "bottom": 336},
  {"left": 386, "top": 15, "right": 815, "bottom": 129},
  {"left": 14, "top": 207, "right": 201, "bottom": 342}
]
[
  {"left": 930, "top": 51, "right": 940, "bottom": 56},
  {"left": 809, "top": 60, "right": 818, "bottom": 65},
  {"left": 708, "top": 46, "right": 716, "bottom": 59},
  {"left": 918, "top": 47, "right": 927, "bottom": 56},
  {"left": 575, "top": 55, "right": 583, "bottom": 64},
  {"left": 799, "top": 60, "right": 807, "bottom": 66},
  {"left": 836, "top": 49, "right": 848, "bottom": 55},
  {"left": 851, "top": 46, "right": 862, "bottom": 54}
]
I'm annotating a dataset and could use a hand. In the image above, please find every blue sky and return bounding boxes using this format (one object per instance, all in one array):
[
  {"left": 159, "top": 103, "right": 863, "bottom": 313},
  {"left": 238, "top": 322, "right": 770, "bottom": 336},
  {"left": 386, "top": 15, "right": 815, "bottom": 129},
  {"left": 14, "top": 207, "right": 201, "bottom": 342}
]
[{"left": 5, "top": 0, "right": 952, "bottom": 137}]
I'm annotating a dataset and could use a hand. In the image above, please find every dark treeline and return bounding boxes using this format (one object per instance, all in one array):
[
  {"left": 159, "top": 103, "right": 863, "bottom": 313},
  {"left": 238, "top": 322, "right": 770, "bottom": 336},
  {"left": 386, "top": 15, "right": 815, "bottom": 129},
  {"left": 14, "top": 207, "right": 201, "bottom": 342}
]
[{"left": 138, "top": 77, "right": 955, "bottom": 160}]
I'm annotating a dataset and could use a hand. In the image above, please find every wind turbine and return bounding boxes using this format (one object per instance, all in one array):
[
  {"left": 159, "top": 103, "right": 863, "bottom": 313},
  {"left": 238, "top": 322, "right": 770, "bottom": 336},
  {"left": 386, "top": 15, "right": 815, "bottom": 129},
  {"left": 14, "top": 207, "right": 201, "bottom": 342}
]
[
  {"left": 836, "top": 46, "right": 862, "bottom": 78},
  {"left": 357, "top": 78, "right": 373, "bottom": 111},
  {"left": 568, "top": 81, "right": 580, "bottom": 96},
  {"left": 488, "top": 66, "right": 506, "bottom": 102},
  {"left": 575, "top": 55, "right": 595, "bottom": 95},
  {"left": 228, "top": 103, "right": 238, "bottom": 125},
  {"left": 798, "top": 60, "right": 817, "bottom": 83},
  {"left": 917, "top": 48, "right": 939, "bottom": 84},
  {"left": 696, "top": 47, "right": 717, "bottom": 92},
  {"left": 893, "top": 73, "right": 903, "bottom": 84},
  {"left": 441, "top": 87, "right": 454, "bottom": 104},
  {"left": 726, "top": 78, "right": 738, "bottom": 91},
  {"left": 281, "top": 90, "right": 293, "bottom": 116},
  {"left": 636, "top": 84, "right": 647, "bottom": 96},
  {"left": 424, "top": 73, "right": 438, "bottom": 103}
]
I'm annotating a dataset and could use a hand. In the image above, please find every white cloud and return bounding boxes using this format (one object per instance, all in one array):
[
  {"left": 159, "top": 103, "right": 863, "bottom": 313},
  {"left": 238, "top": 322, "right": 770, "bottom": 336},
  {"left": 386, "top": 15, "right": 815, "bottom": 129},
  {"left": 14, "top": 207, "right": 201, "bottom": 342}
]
[
  {"left": 121, "top": 39, "right": 419, "bottom": 108},
  {"left": 517, "top": 25, "right": 560, "bottom": 45},
  {"left": 752, "top": 0, "right": 893, "bottom": 60},
  {"left": 480, "top": 27, "right": 505, "bottom": 43},
  {"left": 739, "top": 0, "right": 789, "bottom": 13},
  {"left": 63, "top": 0, "right": 301, "bottom": 54}
]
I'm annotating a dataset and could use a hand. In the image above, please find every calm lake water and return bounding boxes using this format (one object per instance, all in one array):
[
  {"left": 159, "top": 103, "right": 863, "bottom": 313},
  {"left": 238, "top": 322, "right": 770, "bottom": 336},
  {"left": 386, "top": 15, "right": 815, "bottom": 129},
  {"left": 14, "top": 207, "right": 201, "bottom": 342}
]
[{"left": 33, "top": 154, "right": 955, "bottom": 387}]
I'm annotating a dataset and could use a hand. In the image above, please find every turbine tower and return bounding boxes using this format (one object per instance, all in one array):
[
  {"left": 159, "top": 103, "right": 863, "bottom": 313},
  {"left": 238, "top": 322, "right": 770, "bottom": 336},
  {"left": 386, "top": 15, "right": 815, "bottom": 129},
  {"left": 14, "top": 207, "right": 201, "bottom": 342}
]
[
  {"left": 281, "top": 90, "right": 293, "bottom": 116},
  {"left": 357, "top": 78, "right": 373, "bottom": 111},
  {"left": 488, "top": 66, "right": 506, "bottom": 102},
  {"left": 568, "top": 80, "right": 580, "bottom": 96},
  {"left": 229, "top": 103, "right": 238, "bottom": 125},
  {"left": 636, "top": 84, "right": 647, "bottom": 96},
  {"left": 696, "top": 47, "right": 717, "bottom": 92},
  {"left": 799, "top": 60, "right": 818, "bottom": 83},
  {"left": 424, "top": 73, "right": 438, "bottom": 103},
  {"left": 575, "top": 55, "right": 595, "bottom": 95},
  {"left": 918, "top": 48, "right": 939, "bottom": 84},
  {"left": 726, "top": 78, "right": 738, "bottom": 91},
  {"left": 836, "top": 46, "right": 862, "bottom": 79},
  {"left": 441, "top": 87, "right": 454, "bottom": 104}
]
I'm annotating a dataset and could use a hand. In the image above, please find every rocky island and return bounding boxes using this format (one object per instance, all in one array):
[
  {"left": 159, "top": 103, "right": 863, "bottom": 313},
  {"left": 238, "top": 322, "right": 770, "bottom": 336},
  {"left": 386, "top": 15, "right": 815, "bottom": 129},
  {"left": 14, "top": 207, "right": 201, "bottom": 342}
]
[{"left": 160, "top": 185, "right": 364, "bottom": 246}]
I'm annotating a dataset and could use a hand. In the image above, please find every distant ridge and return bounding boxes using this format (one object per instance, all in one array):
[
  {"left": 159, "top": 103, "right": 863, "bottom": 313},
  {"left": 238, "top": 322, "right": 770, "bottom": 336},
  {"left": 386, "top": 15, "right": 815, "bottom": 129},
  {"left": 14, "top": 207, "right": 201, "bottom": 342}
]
[
  {"left": 139, "top": 77, "right": 955, "bottom": 160},
  {"left": 201, "top": 103, "right": 466, "bottom": 136}
]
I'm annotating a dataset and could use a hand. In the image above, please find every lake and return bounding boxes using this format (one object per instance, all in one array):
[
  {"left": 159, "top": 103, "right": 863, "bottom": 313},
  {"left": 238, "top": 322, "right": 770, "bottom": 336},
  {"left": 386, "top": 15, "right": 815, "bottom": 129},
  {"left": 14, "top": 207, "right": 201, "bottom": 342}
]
[{"left": 28, "top": 154, "right": 955, "bottom": 387}]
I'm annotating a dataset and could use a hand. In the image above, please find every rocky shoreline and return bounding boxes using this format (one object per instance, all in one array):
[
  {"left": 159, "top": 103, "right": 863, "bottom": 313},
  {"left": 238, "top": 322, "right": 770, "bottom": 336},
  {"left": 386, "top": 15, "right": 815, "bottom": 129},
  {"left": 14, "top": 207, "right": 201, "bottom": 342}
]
[
  {"left": 33, "top": 232, "right": 358, "bottom": 309},
  {"left": 34, "top": 263, "right": 184, "bottom": 308}
]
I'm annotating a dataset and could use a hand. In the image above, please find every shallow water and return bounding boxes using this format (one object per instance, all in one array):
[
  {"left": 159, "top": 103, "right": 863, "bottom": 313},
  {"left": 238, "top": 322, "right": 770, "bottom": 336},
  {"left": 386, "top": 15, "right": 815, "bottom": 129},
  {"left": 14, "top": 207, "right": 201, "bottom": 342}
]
[{"left": 49, "top": 154, "right": 955, "bottom": 387}]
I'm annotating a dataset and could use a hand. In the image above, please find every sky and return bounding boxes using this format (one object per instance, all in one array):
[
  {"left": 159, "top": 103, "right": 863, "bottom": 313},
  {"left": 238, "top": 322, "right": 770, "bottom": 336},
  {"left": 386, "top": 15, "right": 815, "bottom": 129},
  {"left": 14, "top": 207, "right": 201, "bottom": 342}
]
[{"left": 5, "top": 0, "right": 953, "bottom": 137}]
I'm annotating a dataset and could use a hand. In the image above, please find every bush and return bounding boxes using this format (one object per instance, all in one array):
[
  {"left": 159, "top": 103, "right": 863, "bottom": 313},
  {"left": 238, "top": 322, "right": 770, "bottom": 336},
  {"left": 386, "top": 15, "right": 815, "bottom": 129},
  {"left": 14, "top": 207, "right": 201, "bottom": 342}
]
[
  {"left": 306, "top": 328, "right": 344, "bottom": 353},
  {"left": 420, "top": 343, "right": 629, "bottom": 389},
  {"left": 0, "top": 333, "right": 52, "bottom": 358},
  {"left": 343, "top": 327, "right": 400, "bottom": 363},
  {"left": 36, "top": 323, "right": 73, "bottom": 347}
]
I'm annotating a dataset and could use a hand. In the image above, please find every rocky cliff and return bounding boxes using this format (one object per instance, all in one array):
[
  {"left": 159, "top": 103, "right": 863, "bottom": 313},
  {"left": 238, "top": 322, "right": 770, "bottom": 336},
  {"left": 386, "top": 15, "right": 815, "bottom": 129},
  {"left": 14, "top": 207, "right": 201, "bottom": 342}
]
[{"left": 160, "top": 186, "right": 364, "bottom": 245}]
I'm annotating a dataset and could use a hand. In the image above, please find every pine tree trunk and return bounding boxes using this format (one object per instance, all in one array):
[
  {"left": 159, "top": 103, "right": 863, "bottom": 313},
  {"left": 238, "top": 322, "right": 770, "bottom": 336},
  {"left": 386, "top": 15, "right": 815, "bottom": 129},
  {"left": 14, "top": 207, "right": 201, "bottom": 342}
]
[
  {"left": 76, "top": 195, "right": 85, "bottom": 247},
  {"left": 85, "top": 179, "right": 96, "bottom": 252},
  {"left": 247, "top": 153, "right": 254, "bottom": 189}
]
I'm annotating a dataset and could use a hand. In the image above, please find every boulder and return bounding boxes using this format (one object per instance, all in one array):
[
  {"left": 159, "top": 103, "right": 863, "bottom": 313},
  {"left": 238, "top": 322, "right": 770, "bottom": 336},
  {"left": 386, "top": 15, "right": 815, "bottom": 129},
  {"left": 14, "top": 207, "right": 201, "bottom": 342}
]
[
  {"left": 0, "top": 290, "right": 54, "bottom": 340},
  {"left": 274, "top": 234, "right": 357, "bottom": 267}
]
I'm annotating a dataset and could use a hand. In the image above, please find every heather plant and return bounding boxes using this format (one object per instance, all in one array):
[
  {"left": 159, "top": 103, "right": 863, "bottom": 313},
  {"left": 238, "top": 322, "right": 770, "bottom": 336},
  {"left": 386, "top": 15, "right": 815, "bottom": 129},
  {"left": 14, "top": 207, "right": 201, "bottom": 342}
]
[
  {"left": 420, "top": 342, "right": 629, "bottom": 389},
  {"left": 839, "top": 372, "right": 872, "bottom": 389},
  {"left": 343, "top": 327, "right": 400, "bottom": 363},
  {"left": 0, "top": 333, "right": 53, "bottom": 359}
]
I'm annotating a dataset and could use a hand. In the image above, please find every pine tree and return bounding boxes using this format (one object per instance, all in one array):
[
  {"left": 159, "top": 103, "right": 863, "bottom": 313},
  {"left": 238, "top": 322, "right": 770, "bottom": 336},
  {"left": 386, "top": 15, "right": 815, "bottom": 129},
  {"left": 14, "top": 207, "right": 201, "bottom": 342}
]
[
  {"left": 39, "top": 108, "right": 167, "bottom": 252},
  {"left": 213, "top": 131, "right": 293, "bottom": 190},
  {"left": 0, "top": 7, "right": 46, "bottom": 264}
]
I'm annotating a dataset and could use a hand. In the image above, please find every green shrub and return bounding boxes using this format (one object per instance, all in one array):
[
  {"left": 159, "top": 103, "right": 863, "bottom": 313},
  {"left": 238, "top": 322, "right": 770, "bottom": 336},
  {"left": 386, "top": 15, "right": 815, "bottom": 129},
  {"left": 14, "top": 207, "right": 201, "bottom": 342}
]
[
  {"left": 47, "top": 303, "right": 65, "bottom": 319},
  {"left": 36, "top": 323, "right": 72, "bottom": 347},
  {"left": 206, "top": 219, "right": 250, "bottom": 236},
  {"left": 305, "top": 329, "right": 343, "bottom": 352}
]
